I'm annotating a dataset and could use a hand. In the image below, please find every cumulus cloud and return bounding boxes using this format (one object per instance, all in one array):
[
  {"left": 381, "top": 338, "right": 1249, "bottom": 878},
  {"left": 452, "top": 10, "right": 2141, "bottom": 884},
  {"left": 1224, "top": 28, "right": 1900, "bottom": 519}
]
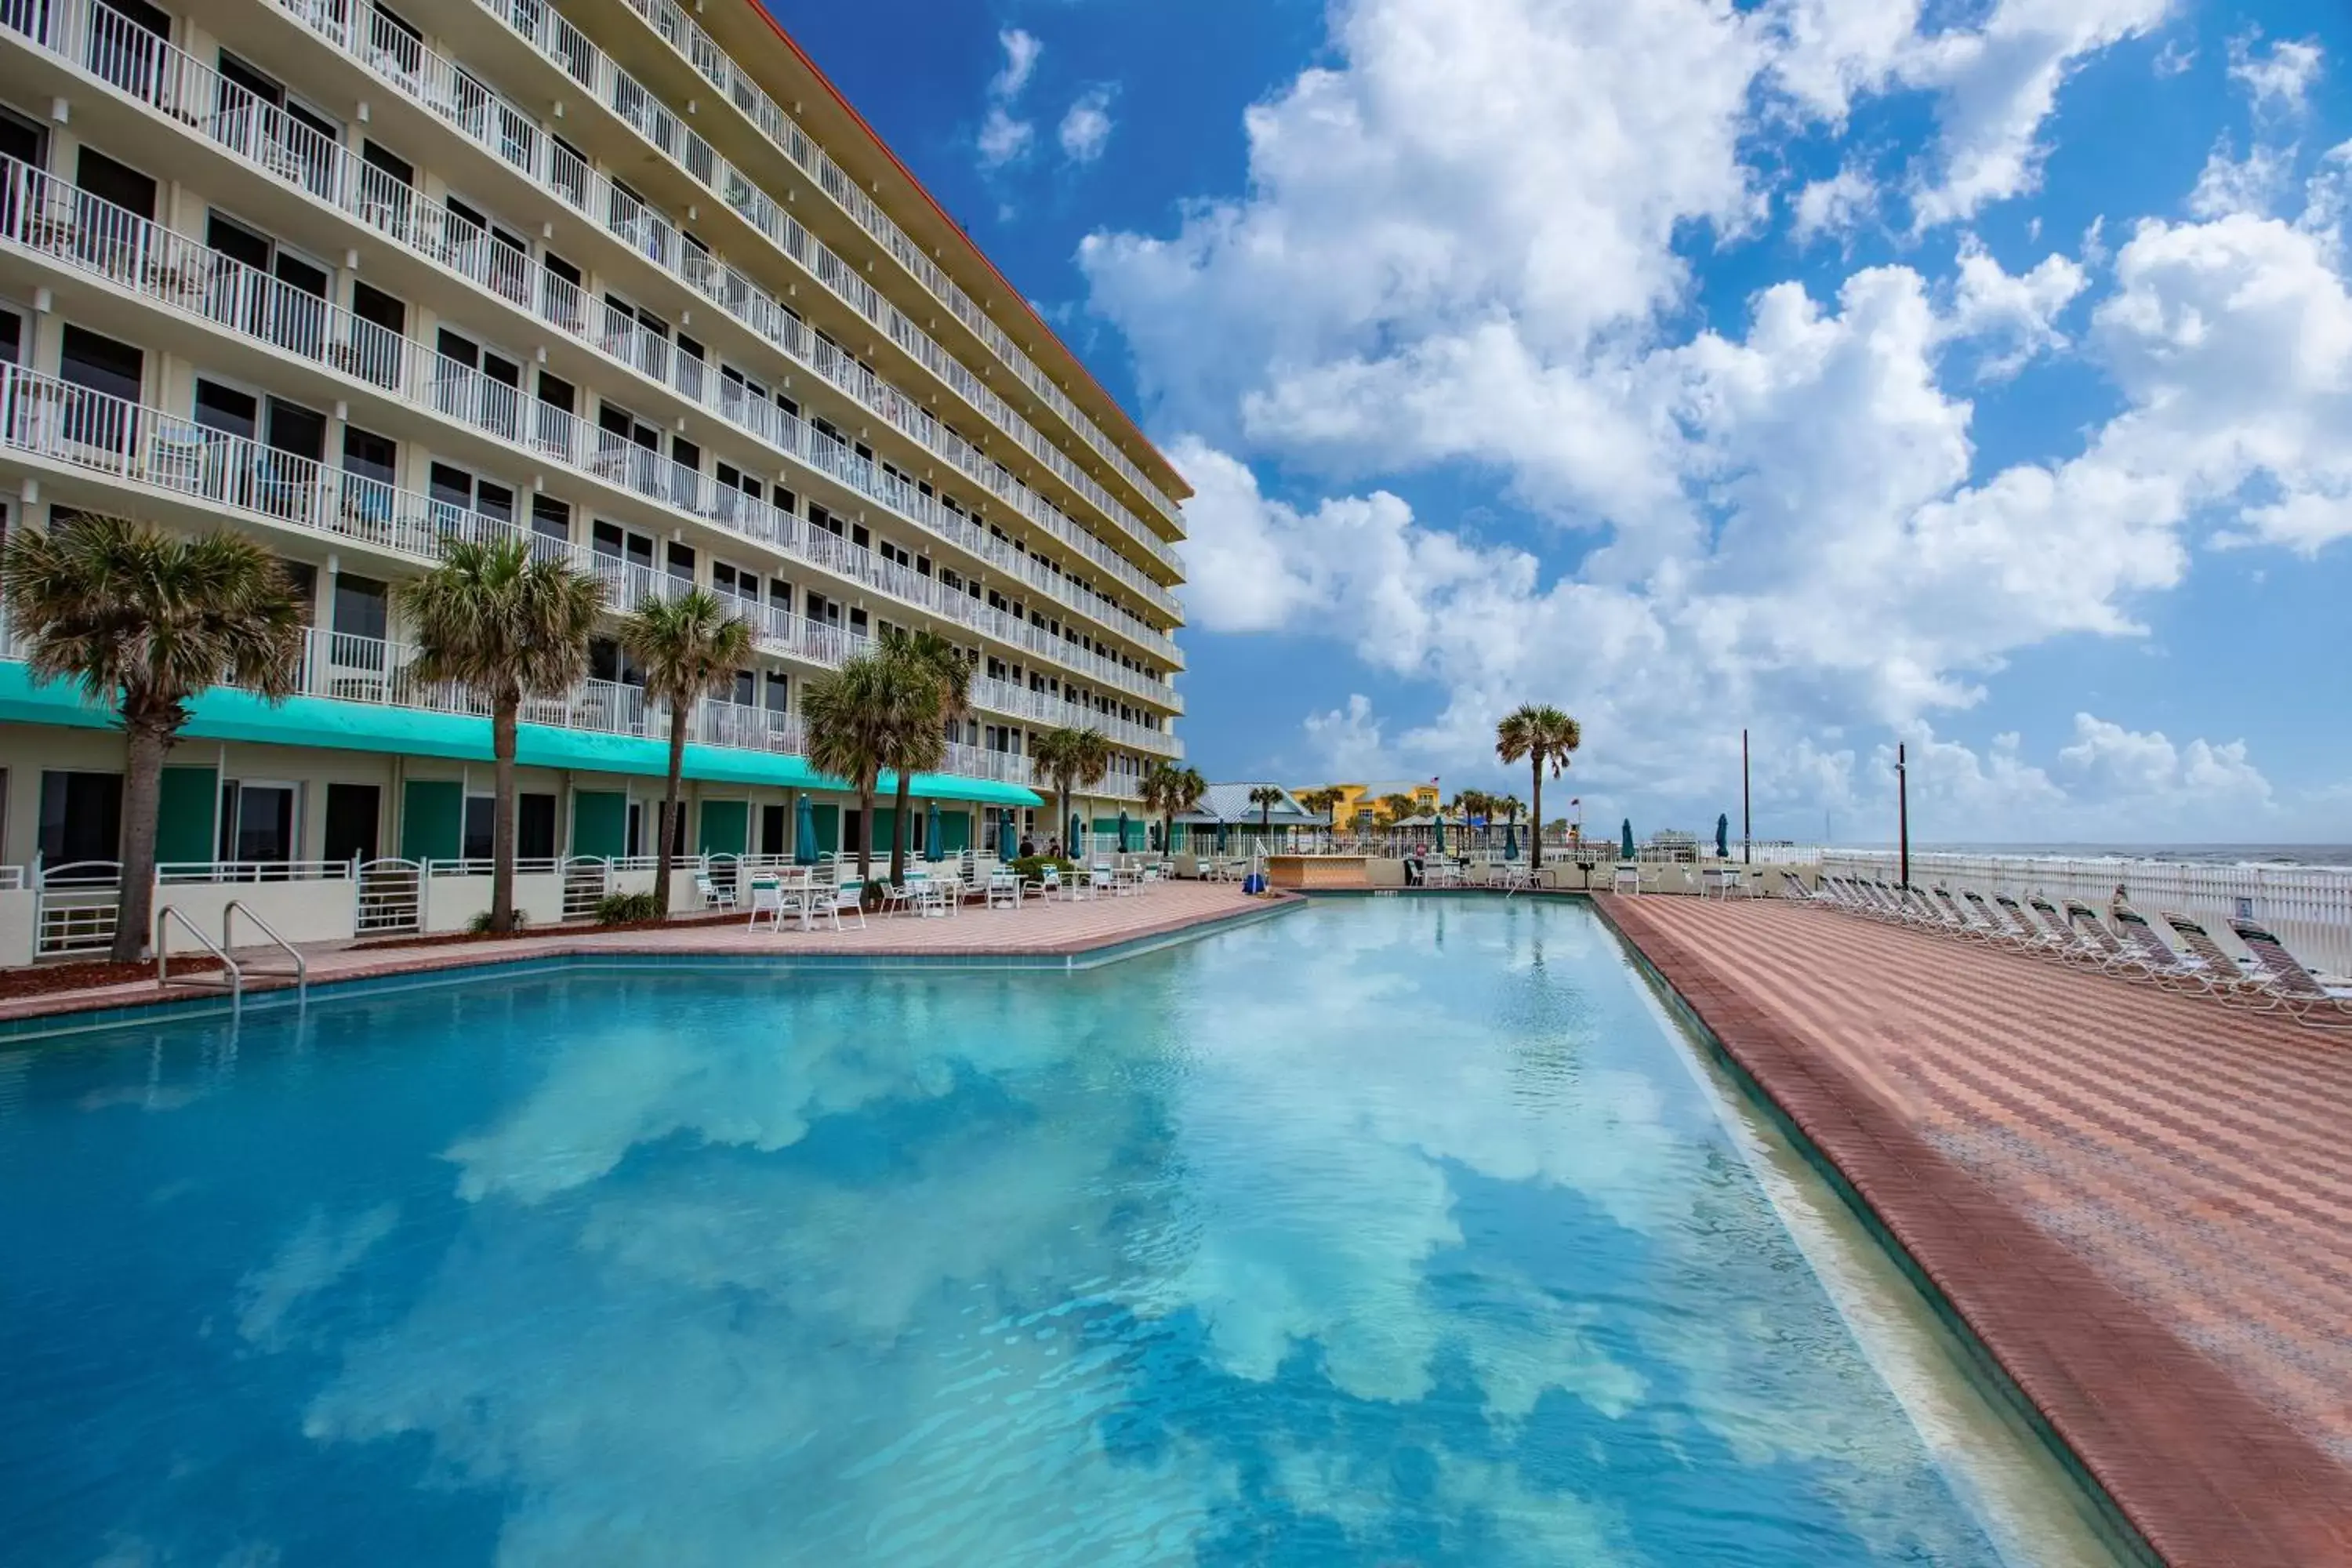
[
  {"left": 1791, "top": 163, "right": 1877, "bottom": 242},
  {"left": 1057, "top": 85, "right": 1116, "bottom": 165}
]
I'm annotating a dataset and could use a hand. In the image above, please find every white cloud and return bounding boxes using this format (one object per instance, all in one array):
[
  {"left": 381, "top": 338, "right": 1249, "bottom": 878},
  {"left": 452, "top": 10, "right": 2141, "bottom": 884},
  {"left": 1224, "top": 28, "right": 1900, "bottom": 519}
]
[
  {"left": 1791, "top": 163, "right": 1877, "bottom": 242},
  {"left": 1300, "top": 693, "right": 1388, "bottom": 778},
  {"left": 991, "top": 27, "right": 1042, "bottom": 100},
  {"left": 2153, "top": 37, "right": 2195, "bottom": 77},
  {"left": 2187, "top": 139, "right": 2293, "bottom": 219},
  {"left": 976, "top": 29, "right": 1042, "bottom": 170},
  {"left": 2227, "top": 31, "right": 2324, "bottom": 118},
  {"left": 1947, "top": 234, "right": 2089, "bottom": 375},
  {"left": 1058, "top": 85, "right": 1116, "bottom": 165}
]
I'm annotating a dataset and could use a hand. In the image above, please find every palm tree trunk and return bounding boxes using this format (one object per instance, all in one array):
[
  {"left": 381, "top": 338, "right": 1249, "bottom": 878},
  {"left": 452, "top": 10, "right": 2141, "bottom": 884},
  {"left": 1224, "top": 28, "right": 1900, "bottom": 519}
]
[
  {"left": 1058, "top": 782, "right": 1073, "bottom": 859},
  {"left": 655, "top": 706, "right": 688, "bottom": 916},
  {"left": 492, "top": 699, "right": 518, "bottom": 932},
  {"left": 855, "top": 787, "right": 875, "bottom": 887},
  {"left": 889, "top": 774, "right": 913, "bottom": 886},
  {"left": 111, "top": 717, "right": 170, "bottom": 963},
  {"left": 1530, "top": 757, "right": 1544, "bottom": 870}
]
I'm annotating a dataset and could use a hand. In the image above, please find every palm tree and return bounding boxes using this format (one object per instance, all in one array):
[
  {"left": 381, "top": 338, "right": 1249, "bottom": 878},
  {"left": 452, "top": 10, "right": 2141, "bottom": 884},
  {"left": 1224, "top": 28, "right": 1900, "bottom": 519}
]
[
  {"left": 801, "top": 649, "right": 927, "bottom": 891},
  {"left": 1247, "top": 784, "right": 1286, "bottom": 840},
  {"left": 398, "top": 537, "right": 604, "bottom": 932},
  {"left": 1029, "top": 725, "right": 1109, "bottom": 858},
  {"left": 877, "top": 628, "right": 971, "bottom": 887},
  {"left": 619, "top": 590, "right": 751, "bottom": 915},
  {"left": 2, "top": 517, "right": 307, "bottom": 961},
  {"left": 1144, "top": 763, "right": 1209, "bottom": 853},
  {"left": 1377, "top": 792, "right": 1420, "bottom": 827},
  {"left": 1296, "top": 786, "right": 1345, "bottom": 836},
  {"left": 1494, "top": 704, "right": 1581, "bottom": 869}
]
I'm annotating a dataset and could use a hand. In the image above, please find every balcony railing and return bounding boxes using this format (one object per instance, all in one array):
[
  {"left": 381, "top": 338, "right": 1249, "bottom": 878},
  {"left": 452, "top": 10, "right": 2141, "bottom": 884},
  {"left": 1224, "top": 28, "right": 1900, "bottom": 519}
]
[
  {"left": 0, "top": 0, "right": 1186, "bottom": 633},
  {"left": 0, "top": 158, "right": 1182, "bottom": 675},
  {"left": 0, "top": 359, "right": 1180, "bottom": 708},
  {"left": 445, "top": 0, "right": 1187, "bottom": 552}
]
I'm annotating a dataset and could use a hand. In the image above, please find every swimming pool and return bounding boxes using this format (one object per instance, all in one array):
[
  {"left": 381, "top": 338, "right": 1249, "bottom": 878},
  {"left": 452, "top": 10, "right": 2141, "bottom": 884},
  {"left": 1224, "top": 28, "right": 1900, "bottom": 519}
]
[{"left": 0, "top": 898, "right": 2132, "bottom": 1566}]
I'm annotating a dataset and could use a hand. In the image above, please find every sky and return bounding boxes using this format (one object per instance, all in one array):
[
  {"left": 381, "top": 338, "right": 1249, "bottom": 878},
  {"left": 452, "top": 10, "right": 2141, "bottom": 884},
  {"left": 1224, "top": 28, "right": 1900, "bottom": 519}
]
[{"left": 765, "top": 0, "right": 2352, "bottom": 845}]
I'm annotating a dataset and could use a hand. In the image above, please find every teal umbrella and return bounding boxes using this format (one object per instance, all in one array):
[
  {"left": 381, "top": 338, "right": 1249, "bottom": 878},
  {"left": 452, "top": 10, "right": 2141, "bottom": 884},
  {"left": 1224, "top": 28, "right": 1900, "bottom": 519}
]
[
  {"left": 793, "top": 795, "right": 818, "bottom": 865},
  {"left": 1432, "top": 813, "right": 1446, "bottom": 854},
  {"left": 924, "top": 799, "right": 943, "bottom": 862},
  {"left": 1504, "top": 820, "right": 1519, "bottom": 860},
  {"left": 1116, "top": 808, "right": 1131, "bottom": 852},
  {"left": 1216, "top": 820, "right": 1230, "bottom": 854},
  {"left": 1715, "top": 812, "right": 1730, "bottom": 858},
  {"left": 997, "top": 811, "right": 1017, "bottom": 862},
  {"left": 1620, "top": 818, "right": 1635, "bottom": 859},
  {"left": 1069, "top": 812, "right": 1083, "bottom": 858}
]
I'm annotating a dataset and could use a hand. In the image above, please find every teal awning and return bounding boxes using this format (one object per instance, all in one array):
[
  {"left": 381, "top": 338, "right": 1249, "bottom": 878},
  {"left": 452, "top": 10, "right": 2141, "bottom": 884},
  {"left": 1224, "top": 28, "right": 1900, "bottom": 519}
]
[{"left": 0, "top": 666, "right": 1042, "bottom": 808}]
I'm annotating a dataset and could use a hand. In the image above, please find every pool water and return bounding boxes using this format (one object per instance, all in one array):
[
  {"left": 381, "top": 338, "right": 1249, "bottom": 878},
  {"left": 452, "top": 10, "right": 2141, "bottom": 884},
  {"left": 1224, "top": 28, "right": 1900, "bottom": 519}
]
[{"left": 0, "top": 898, "right": 2131, "bottom": 1566}]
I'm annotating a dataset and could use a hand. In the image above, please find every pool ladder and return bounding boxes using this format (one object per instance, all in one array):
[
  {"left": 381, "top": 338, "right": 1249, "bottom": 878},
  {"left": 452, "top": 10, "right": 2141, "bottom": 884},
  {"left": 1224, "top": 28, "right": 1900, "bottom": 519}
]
[{"left": 155, "top": 901, "right": 309, "bottom": 1005}]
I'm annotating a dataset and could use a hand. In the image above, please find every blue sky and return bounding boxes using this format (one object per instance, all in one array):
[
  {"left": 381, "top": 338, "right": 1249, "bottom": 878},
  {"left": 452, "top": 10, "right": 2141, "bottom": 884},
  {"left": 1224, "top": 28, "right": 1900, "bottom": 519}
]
[{"left": 770, "top": 0, "right": 2352, "bottom": 844}]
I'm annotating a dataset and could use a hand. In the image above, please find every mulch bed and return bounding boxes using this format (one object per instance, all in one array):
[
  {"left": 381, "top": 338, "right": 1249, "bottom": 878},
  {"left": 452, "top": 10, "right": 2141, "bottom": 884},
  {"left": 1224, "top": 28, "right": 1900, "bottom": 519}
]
[
  {"left": 352, "top": 909, "right": 748, "bottom": 950},
  {"left": 0, "top": 954, "right": 224, "bottom": 1000}
]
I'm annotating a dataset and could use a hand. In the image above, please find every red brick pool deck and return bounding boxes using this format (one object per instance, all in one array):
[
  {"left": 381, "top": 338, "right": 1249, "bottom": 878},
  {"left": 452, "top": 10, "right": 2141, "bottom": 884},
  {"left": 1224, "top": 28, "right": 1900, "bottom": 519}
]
[
  {"left": 1597, "top": 894, "right": 2352, "bottom": 1568},
  {"left": 0, "top": 883, "right": 1284, "bottom": 1025}
]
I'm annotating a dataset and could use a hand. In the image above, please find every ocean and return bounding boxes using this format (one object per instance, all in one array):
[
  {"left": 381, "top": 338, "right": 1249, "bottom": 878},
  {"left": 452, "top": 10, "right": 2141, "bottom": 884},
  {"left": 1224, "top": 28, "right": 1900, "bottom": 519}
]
[{"left": 1847, "top": 844, "right": 2352, "bottom": 869}]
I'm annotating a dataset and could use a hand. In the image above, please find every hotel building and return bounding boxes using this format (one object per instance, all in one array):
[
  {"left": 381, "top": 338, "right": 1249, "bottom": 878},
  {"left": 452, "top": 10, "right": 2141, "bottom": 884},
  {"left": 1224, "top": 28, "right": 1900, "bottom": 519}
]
[{"left": 0, "top": 0, "right": 1189, "bottom": 951}]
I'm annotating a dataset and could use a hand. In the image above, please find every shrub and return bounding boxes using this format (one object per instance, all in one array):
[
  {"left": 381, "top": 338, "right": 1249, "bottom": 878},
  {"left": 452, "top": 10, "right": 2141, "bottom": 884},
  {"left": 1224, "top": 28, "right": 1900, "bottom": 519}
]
[
  {"left": 1009, "top": 855, "right": 1076, "bottom": 881},
  {"left": 593, "top": 891, "right": 662, "bottom": 924},
  {"left": 467, "top": 909, "right": 529, "bottom": 935}
]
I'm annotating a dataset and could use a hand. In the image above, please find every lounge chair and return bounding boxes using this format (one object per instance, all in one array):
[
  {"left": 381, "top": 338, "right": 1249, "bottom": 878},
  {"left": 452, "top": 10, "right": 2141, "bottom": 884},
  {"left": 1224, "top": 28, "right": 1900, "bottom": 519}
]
[
  {"left": 1927, "top": 887, "right": 1989, "bottom": 939},
  {"left": 2108, "top": 902, "right": 2227, "bottom": 993},
  {"left": 2064, "top": 902, "right": 2164, "bottom": 982},
  {"left": 2227, "top": 918, "right": 2352, "bottom": 1028},
  {"left": 2152, "top": 910, "right": 2290, "bottom": 1011},
  {"left": 1987, "top": 893, "right": 2069, "bottom": 959}
]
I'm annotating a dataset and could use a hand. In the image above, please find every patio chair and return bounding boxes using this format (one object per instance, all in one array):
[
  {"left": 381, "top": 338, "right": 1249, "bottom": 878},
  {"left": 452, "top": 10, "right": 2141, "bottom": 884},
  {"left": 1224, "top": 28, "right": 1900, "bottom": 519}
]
[
  {"left": 1025, "top": 865, "right": 1065, "bottom": 902},
  {"left": 2108, "top": 902, "right": 2220, "bottom": 993},
  {"left": 880, "top": 877, "right": 925, "bottom": 918},
  {"left": 1090, "top": 862, "right": 1120, "bottom": 898},
  {"left": 695, "top": 872, "right": 734, "bottom": 912},
  {"left": 2063, "top": 902, "right": 2161, "bottom": 981},
  {"left": 826, "top": 879, "right": 866, "bottom": 931},
  {"left": 2227, "top": 917, "right": 2352, "bottom": 1028},
  {"left": 986, "top": 870, "right": 1022, "bottom": 910},
  {"left": 2154, "top": 910, "right": 2291, "bottom": 1011},
  {"left": 746, "top": 882, "right": 786, "bottom": 932}
]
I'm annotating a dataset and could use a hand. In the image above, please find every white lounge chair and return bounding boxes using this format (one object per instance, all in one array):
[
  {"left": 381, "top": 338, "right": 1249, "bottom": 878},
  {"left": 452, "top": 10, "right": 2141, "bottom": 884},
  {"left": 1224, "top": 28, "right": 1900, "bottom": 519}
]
[
  {"left": 826, "top": 880, "right": 866, "bottom": 931},
  {"left": 2227, "top": 917, "right": 2352, "bottom": 1028},
  {"left": 2153, "top": 910, "right": 2288, "bottom": 1011}
]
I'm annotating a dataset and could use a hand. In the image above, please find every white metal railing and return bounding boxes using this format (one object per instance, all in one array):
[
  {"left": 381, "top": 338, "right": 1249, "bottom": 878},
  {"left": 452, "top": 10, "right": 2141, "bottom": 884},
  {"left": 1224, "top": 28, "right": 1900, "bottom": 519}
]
[
  {"left": 0, "top": 864, "right": 24, "bottom": 890},
  {"left": 1820, "top": 850, "right": 2352, "bottom": 981},
  {"left": 230, "top": 0, "right": 1189, "bottom": 603},
  {"left": 456, "top": 0, "right": 1187, "bottom": 561},
  {"left": 0, "top": 156, "right": 1185, "bottom": 681},
  {"left": 0, "top": 363, "right": 1178, "bottom": 709},
  {"left": 30, "top": 858, "right": 122, "bottom": 955},
  {"left": 155, "top": 859, "right": 354, "bottom": 883}
]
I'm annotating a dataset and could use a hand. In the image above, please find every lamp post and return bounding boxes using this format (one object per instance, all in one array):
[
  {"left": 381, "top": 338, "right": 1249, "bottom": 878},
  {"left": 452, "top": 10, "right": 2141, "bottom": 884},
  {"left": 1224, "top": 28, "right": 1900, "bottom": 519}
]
[
  {"left": 1896, "top": 741, "right": 1910, "bottom": 891},
  {"left": 1740, "top": 728, "right": 1751, "bottom": 866}
]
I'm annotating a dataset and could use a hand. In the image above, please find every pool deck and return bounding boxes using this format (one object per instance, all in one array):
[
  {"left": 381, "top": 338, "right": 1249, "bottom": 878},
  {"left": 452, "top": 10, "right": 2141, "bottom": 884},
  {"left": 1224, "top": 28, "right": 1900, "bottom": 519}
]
[
  {"left": 0, "top": 883, "right": 1283, "bottom": 1025},
  {"left": 1596, "top": 894, "right": 2352, "bottom": 1568}
]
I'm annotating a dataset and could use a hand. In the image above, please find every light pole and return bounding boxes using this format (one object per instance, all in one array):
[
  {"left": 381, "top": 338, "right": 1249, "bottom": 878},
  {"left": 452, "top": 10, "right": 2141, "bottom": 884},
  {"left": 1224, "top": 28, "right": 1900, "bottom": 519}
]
[
  {"left": 1740, "top": 728, "right": 1751, "bottom": 866},
  {"left": 1896, "top": 741, "right": 1910, "bottom": 891}
]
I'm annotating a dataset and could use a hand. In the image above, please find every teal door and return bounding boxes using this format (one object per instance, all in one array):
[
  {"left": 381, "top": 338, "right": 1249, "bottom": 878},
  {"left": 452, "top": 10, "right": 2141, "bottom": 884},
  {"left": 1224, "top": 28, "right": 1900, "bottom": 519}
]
[
  {"left": 156, "top": 765, "right": 217, "bottom": 864},
  {"left": 698, "top": 799, "right": 748, "bottom": 855},
  {"left": 572, "top": 790, "right": 626, "bottom": 858},
  {"left": 400, "top": 780, "right": 462, "bottom": 861}
]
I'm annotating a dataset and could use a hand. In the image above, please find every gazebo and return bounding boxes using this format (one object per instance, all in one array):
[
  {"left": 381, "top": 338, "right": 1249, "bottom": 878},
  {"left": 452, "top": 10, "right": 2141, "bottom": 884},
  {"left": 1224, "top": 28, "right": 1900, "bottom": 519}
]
[{"left": 1174, "top": 783, "right": 1327, "bottom": 855}]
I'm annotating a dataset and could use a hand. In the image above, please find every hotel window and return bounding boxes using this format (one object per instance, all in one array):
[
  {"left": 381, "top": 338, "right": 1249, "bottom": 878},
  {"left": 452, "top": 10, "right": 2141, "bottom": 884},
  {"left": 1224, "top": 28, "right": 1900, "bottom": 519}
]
[
  {"left": 730, "top": 669, "right": 756, "bottom": 707},
  {"left": 593, "top": 520, "right": 655, "bottom": 575},
  {"left": 768, "top": 579, "right": 792, "bottom": 615},
  {"left": 429, "top": 463, "right": 515, "bottom": 528},
  {"left": 341, "top": 423, "right": 396, "bottom": 485},
  {"left": 39, "top": 771, "right": 123, "bottom": 867},
  {"left": 218, "top": 779, "right": 298, "bottom": 866},
  {"left": 0, "top": 100, "right": 48, "bottom": 172},
  {"left": 58, "top": 325, "right": 143, "bottom": 447},
  {"left": 75, "top": 145, "right": 155, "bottom": 222},
  {"left": 665, "top": 540, "right": 695, "bottom": 583},
  {"left": 764, "top": 671, "right": 789, "bottom": 713},
  {"left": 532, "top": 495, "right": 571, "bottom": 549},
  {"left": 714, "top": 460, "right": 763, "bottom": 506}
]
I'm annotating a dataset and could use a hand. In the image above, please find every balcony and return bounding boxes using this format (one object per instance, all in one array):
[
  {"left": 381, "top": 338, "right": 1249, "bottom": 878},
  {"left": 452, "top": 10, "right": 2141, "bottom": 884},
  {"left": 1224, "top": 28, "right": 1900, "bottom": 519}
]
[
  {"left": 0, "top": 0, "right": 1188, "bottom": 630},
  {"left": 0, "top": 364, "right": 1185, "bottom": 710}
]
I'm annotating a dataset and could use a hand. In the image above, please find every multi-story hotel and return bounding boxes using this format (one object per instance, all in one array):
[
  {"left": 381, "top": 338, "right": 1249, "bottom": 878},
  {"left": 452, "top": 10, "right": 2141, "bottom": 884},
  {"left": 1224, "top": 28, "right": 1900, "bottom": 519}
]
[{"left": 0, "top": 0, "right": 1189, "bottom": 947}]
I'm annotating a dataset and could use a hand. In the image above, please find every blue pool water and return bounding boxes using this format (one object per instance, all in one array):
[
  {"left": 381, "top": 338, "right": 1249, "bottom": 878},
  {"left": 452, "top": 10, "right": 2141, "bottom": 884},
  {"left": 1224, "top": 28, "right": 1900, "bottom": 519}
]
[{"left": 0, "top": 900, "right": 2100, "bottom": 1565}]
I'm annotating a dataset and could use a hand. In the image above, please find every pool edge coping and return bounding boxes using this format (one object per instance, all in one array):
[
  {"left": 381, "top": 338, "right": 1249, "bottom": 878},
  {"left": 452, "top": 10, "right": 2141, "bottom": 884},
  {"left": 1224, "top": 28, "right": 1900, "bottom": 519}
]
[{"left": 0, "top": 895, "right": 1307, "bottom": 1043}]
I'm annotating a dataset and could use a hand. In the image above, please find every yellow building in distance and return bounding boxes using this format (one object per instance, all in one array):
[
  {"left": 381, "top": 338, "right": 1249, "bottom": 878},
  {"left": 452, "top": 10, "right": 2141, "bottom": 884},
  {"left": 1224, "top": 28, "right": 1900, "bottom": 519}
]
[{"left": 1298, "top": 781, "right": 1443, "bottom": 830}]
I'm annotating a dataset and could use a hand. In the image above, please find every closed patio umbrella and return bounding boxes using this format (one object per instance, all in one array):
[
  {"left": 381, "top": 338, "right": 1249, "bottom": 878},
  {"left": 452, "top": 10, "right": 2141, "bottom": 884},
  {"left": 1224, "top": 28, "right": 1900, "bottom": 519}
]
[
  {"left": 1504, "top": 820, "right": 1519, "bottom": 860},
  {"left": 1432, "top": 813, "right": 1446, "bottom": 854},
  {"left": 1116, "top": 808, "right": 1131, "bottom": 852},
  {"left": 1069, "top": 812, "right": 1083, "bottom": 858},
  {"left": 1216, "top": 820, "right": 1230, "bottom": 854},
  {"left": 793, "top": 795, "right": 818, "bottom": 866},
  {"left": 1715, "top": 812, "right": 1730, "bottom": 858},
  {"left": 924, "top": 798, "right": 943, "bottom": 862},
  {"left": 1620, "top": 818, "right": 1635, "bottom": 859},
  {"left": 997, "top": 811, "right": 1018, "bottom": 862}
]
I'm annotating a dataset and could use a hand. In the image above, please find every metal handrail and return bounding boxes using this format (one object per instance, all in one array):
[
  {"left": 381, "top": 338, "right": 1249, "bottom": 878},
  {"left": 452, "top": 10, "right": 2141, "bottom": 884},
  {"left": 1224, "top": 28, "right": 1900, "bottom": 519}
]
[
  {"left": 223, "top": 900, "right": 308, "bottom": 999},
  {"left": 156, "top": 906, "right": 241, "bottom": 1001}
]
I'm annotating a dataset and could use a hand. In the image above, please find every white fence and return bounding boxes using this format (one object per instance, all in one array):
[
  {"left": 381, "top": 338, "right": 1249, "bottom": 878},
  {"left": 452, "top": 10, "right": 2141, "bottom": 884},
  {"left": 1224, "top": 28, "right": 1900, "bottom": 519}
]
[{"left": 1821, "top": 851, "right": 2352, "bottom": 981}]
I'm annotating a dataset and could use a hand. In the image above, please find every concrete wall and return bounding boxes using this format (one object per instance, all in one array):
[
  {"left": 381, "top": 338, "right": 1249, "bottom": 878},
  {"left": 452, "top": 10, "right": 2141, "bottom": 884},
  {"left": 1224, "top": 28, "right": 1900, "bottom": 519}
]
[
  {"left": 151, "top": 879, "right": 359, "bottom": 956},
  {"left": 421, "top": 872, "right": 568, "bottom": 933},
  {"left": 0, "top": 889, "right": 35, "bottom": 969}
]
